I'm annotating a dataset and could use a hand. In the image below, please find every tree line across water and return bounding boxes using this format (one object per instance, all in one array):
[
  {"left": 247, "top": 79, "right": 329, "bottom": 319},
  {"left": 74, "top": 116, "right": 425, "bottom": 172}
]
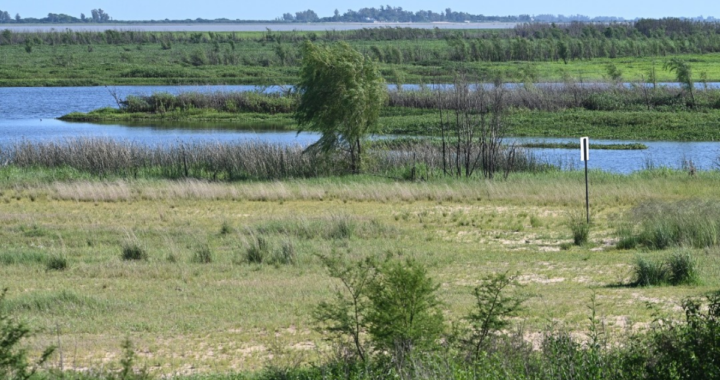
[{"left": 3, "top": 19, "right": 720, "bottom": 66}]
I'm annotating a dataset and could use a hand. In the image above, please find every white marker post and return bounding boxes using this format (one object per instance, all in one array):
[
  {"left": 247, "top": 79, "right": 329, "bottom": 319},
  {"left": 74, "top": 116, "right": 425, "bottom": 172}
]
[{"left": 580, "top": 137, "right": 590, "bottom": 223}]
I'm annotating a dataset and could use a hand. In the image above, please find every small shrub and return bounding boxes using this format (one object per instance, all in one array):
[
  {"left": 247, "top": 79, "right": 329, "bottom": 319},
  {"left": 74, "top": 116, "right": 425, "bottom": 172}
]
[
  {"left": 45, "top": 256, "right": 68, "bottom": 271},
  {"left": 366, "top": 258, "right": 444, "bottom": 357},
  {"left": 0, "top": 288, "right": 56, "bottom": 380},
  {"left": 121, "top": 241, "right": 148, "bottom": 261},
  {"left": 119, "top": 336, "right": 152, "bottom": 380},
  {"left": 465, "top": 272, "right": 525, "bottom": 358},
  {"left": 191, "top": 245, "right": 213, "bottom": 264}
]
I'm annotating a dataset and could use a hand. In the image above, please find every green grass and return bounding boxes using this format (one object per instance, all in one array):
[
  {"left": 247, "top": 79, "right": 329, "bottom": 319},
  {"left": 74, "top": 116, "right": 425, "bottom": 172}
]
[
  {"left": 617, "top": 199, "right": 720, "bottom": 249},
  {"left": 1, "top": 169, "right": 720, "bottom": 374},
  {"left": 57, "top": 106, "right": 720, "bottom": 141},
  {"left": 4, "top": 29, "right": 720, "bottom": 86}
]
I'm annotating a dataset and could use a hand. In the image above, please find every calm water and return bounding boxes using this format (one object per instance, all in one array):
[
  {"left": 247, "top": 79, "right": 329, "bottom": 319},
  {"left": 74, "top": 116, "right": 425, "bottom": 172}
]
[{"left": 1, "top": 86, "right": 719, "bottom": 174}]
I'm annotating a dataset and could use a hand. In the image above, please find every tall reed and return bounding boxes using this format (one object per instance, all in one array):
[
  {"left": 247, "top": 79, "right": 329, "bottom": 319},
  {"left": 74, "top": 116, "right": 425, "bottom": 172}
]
[{"left": 2, "top": 138, "right": 550, "bottom": 180}]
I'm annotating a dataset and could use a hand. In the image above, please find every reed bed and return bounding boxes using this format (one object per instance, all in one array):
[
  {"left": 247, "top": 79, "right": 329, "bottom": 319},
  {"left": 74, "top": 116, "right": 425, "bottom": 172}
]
[
  {"left": 111, "top": 84, "right": 720, "bottom": 117},
  {"left": 1, "top": 138, "right": 546, "bottom": 182},
  {"left": 388, "top": 83, "right": 720, "bottom": 112},
  {"left": 617, "top": 199, "right": 720, "bottom": 249},
  {"left": 122, "top": 91, "right": 296, "bottom": 114},
  {"left": 5, "top": 138, "right": 343, "bottom": 180}
]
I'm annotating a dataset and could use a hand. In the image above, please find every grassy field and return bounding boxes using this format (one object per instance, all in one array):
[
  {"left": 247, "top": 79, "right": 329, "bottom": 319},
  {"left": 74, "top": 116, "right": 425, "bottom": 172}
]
[
  {"left": 2, "top": 168, "right": 720, "bottom": 375},
  {"left": 3, "top": 35, "right": 720, "bottom": 86}
]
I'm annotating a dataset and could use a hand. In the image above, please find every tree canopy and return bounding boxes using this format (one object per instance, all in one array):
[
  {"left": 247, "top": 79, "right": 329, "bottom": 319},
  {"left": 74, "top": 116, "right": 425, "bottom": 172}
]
[{"left": 295, "top": 41, "right": 387, "bottom": 174}]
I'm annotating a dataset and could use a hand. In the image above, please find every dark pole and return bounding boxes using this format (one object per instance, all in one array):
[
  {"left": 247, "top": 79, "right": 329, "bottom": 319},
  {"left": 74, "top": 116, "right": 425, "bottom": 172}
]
[{"left": 584, "top": 138, "right": 589, "bottom": 224}]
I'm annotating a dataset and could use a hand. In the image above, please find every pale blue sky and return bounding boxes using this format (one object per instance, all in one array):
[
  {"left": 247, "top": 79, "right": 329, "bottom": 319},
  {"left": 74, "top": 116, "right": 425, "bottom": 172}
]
[{"left": 6, "top": 1, "right": 718, "bottom": 21}]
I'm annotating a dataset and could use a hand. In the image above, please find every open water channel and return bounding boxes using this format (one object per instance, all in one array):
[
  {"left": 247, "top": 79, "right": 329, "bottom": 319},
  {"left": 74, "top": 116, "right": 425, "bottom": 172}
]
[{"left": 1, "top": 85, "right": 719, "bottom": 174}]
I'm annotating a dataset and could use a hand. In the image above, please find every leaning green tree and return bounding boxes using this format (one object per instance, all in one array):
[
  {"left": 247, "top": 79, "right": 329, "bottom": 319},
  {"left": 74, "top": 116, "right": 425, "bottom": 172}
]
[{"left": 295, "top": 41, "right": 387, "bottom": 174}]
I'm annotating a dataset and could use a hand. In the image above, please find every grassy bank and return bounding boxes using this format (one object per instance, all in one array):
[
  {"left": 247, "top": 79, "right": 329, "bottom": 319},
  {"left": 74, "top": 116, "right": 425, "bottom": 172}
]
[
  {"left": 61, "top": 106, "right": 720, "bottom": 141},
  {"left": 1, "top": 168, "right": 720, "bottom": 376},
  {"left": 58, "top": 83, "right": 720, "bottom": 141}
]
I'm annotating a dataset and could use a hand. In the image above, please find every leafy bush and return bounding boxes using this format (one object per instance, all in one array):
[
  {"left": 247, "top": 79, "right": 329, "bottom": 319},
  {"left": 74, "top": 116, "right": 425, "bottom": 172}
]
[
  {"left": 365, "top": 258, "right": 444, "bottom": 358},
  {"left": 633, "top": 292, "right": 720, "bottom": 379},
  {"left": 0, "top": 288, "right": 55, "bottom": 380},
  {"left": 313, "top": 253, "right": 377, "bottom": 362},
  {"left": 464, "top": 272, "right": 525, "bottom": 358}
]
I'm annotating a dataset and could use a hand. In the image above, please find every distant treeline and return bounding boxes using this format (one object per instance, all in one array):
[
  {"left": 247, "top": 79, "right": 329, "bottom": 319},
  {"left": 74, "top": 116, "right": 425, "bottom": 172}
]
[
  {"left": 0, "top": 8, "right": 111, "bottom": 24},
  {"left": 0, "top": 5, "right": 717, "bottom": 25},
  {"left": 3, "top": 19, "right": 720, "bottom": 65}
]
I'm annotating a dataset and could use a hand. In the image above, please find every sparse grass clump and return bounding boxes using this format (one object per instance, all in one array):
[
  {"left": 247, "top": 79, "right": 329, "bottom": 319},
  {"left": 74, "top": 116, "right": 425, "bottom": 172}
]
[
  {"left": 45, "top": 256, "right": 68, "bottom": 271},
  {"left": 617, "top": 199, "right": 720, "bottom": 249},
  {"left": 191, "top": 244, "right": 214, "bottom": 264},
  {"left": 0, "top": 251, "right": 46, "bottom": 266},
  {"left": 667, "top": 250, "right": 699, "bottom": 285},
  {"left": 250, "top": 215, "right": 394, "bottom": 241},
  {"left": 276, "top": 239, "right": 297, "bottom": 265},
  {"left": 121, "top": 241, "right": 148, "bottom": 261},
  {"left": 634, "top": 256, "right": 670, "bottom": 286},
  {"left": 242, "top": 235, "right": 297, "bottom": 265},
  {"left": 245, "top": 235, "right": 271, "bottom": 264},
  {"left": 633, "top": 249, "right": 699, "bottom": 286},
  {"left": 565, "top": 211, "right": 590, "bottom": 246},
  {"left": 328, "top": 214, "right": 356, "bottom": 240},
  {"left": 219, "top": 221, "right": 234, "bottom": 235}
]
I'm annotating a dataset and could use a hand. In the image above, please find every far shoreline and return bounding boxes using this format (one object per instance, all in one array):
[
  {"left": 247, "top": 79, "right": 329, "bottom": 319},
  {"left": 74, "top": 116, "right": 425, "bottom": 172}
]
[{"left": 0, "top": 21, "right": 519, "bottom": 32}]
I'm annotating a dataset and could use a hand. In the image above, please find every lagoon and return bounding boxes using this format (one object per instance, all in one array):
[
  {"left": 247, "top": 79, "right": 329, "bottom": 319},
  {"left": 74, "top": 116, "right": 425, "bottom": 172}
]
[{"left": 1, "top": 86, "right": 719, "bottom": 174}]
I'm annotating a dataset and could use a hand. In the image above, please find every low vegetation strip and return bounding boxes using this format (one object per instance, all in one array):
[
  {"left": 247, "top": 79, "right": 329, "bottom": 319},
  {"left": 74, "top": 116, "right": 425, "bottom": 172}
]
[
  {"left": 0, "top": 138, "right": 547, "bottom": 181},
  {"left": 519, "top": 142, "right": 648, "bottom": 150},
  {"left": 59, "top": 82, "right": 720, "bottom": 141}
]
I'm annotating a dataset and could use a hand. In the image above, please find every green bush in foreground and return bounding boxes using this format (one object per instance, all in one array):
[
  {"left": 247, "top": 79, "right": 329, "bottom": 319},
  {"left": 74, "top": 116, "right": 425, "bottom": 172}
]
[
  {"left": 365, "top": 258, "right": 444, "bottom": 359},
  {"left": 0, "top": 288, "right": 55, "bottom": 380}
]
